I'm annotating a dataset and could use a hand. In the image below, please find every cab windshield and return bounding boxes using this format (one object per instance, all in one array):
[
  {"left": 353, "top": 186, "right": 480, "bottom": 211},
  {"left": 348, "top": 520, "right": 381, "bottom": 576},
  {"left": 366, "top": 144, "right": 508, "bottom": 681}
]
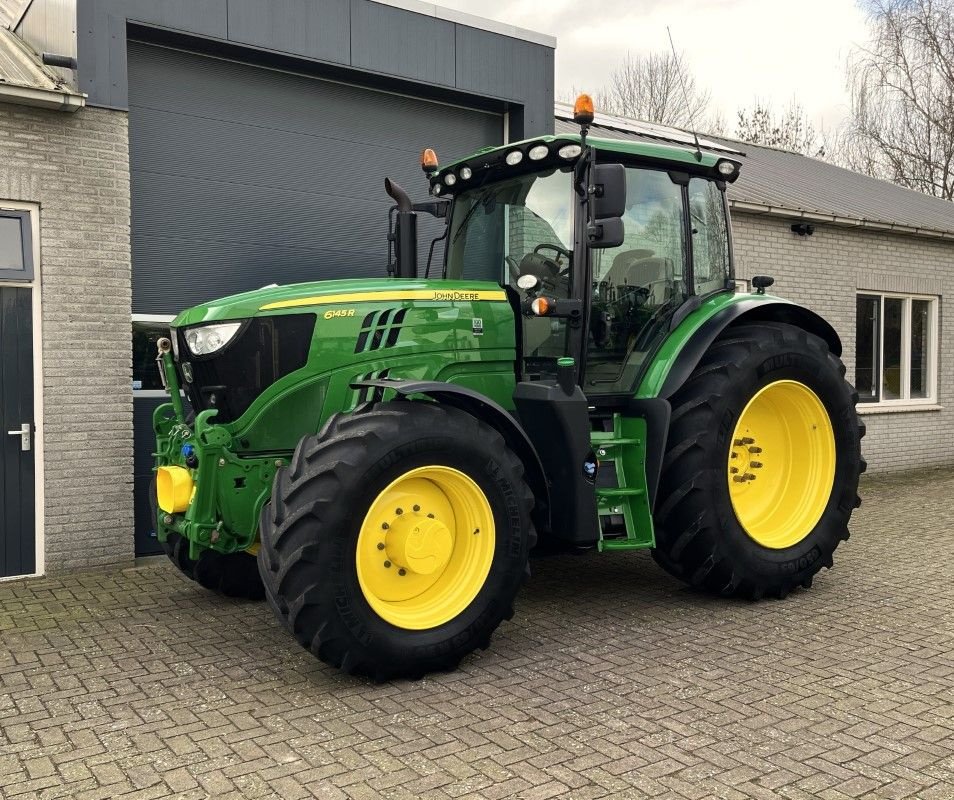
[{"left": 445, "top": 168, "right": 575, "bottom": 372}]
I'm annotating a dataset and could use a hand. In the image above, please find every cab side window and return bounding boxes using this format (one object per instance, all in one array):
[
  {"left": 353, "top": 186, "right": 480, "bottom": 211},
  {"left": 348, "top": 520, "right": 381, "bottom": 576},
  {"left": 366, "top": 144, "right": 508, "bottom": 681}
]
[{"left": 688, "top": 178, "right": 730, "bottom": 296}]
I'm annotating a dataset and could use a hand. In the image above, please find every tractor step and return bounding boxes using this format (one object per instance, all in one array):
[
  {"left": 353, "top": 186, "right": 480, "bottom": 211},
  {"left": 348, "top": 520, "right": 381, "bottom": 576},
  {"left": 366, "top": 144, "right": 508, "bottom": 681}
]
[
  {"left": 591, "top": 413, "right": 655, "bottom": 553},
  {"left": 596, "top": 487, "right": 644, "bottom": 498}
]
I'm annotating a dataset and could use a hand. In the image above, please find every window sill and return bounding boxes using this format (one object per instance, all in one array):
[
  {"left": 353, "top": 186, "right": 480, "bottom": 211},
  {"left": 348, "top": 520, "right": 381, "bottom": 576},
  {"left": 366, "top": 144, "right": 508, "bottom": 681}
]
[{"left": 857, "top": 403, "right": 943, "bottom": 415}]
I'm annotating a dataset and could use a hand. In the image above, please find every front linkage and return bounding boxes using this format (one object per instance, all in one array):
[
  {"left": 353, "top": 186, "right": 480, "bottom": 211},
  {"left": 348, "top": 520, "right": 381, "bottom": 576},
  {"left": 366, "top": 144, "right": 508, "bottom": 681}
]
[{"left": 152, "top": 338, "right": 282, "bottom": 561}]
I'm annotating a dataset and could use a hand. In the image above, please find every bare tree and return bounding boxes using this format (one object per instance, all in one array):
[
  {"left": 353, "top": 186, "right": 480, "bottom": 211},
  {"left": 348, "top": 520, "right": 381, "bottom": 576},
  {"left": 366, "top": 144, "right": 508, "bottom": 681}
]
[
  {"left": 598, "top": 51, "right": 713, "bottom": 130},
  {"left": 734, "top": 101, "right": 826, "bottom": 157},
  {"left": 840, "top": 0, "right": 954, "bottom": 199}
]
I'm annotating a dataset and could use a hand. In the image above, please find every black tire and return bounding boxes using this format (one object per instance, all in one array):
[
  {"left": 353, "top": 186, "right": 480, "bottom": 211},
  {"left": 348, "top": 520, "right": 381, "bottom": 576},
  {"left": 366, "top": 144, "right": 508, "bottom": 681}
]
[
  {"left": 257, "top": 401, "right": 536, "bottom": 681},
  {"left": 150, "top": 478, "right": 265, "bottom": 601},
  {"left": 652, "top": 321, "right": 865, "bottom": 600}
]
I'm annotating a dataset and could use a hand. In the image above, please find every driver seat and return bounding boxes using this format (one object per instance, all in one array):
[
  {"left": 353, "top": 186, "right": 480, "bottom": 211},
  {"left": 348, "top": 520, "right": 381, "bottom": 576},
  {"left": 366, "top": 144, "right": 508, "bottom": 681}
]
[{"left": 606, "top": 252, "right": 672, "bottom": 305}]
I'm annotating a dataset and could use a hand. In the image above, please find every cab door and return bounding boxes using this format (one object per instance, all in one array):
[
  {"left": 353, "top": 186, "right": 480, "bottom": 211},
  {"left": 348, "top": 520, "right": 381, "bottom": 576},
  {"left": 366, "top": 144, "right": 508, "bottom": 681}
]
[{"left": 583, "top": 167, "right": 689, "bottom": 395}]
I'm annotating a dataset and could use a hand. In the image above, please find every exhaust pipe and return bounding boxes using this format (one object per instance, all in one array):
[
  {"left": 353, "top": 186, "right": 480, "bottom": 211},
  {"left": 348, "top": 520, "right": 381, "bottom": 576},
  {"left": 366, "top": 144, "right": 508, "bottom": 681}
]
[{"left": 385, "top": 178, "right": 417, "bottom": 278}]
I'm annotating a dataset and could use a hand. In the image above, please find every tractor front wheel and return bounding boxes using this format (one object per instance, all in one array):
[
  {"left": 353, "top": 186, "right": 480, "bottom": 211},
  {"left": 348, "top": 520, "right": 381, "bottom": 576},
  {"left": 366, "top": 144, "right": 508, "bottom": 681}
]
[
  {"left": 257, "top": 402, "right": 536, "bottom": 681},
  {"left": 652, "top": 321, "right": 864, "bottom": 599}
]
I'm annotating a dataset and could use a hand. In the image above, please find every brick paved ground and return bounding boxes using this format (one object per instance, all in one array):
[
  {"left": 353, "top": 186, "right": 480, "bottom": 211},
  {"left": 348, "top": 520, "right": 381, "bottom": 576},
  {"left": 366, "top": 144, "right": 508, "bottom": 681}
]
[{"left": 1, "top": 470, "right": 953, "bottom": 800}]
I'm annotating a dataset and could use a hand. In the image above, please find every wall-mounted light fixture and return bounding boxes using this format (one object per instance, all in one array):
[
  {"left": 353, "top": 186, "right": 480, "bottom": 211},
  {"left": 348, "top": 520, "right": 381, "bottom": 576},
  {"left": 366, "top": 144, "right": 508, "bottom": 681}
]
[{"left": 791, "top": 223, "right": 815, "bottom": 236}]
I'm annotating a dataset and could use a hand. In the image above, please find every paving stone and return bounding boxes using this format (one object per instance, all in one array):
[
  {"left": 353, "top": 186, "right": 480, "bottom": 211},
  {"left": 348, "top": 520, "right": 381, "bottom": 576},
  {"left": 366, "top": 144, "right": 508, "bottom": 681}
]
[{"left": 1, "top": 470, "right": 953, "bottom": 798}]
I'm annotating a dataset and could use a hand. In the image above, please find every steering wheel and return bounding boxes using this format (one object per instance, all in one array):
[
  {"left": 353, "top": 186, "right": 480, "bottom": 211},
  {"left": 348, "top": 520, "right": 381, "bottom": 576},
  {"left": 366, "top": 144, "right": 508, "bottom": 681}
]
[{"left": 533, "top": 243, "right": 572, "bottom": 264}]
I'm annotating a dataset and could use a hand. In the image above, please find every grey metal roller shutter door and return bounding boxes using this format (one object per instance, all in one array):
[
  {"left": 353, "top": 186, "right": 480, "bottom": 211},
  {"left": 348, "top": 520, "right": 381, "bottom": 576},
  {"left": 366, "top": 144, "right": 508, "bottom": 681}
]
[{"left": 128, "top": 41, "right": 503, "bottom": 313}]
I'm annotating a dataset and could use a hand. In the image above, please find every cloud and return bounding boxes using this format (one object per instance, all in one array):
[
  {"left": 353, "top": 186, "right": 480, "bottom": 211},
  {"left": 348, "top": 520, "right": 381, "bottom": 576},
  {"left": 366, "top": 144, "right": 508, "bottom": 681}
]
[{"left": 438, "top": 0, "right": 870, "bottom": 130}]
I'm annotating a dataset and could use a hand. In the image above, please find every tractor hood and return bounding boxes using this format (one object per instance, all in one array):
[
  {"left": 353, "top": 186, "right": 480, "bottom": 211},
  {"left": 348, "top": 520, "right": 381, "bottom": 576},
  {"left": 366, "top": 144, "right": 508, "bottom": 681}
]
[{"left": 171, "top": 278, "right": 507, "bottom": 327}]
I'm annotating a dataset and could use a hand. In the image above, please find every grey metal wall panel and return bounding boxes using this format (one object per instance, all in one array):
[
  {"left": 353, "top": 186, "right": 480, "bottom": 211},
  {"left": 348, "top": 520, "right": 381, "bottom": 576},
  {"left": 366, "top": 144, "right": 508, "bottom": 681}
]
[
  {"left": 76, "top": 0, "right": 554, "bottom": 137},
  {"left": 128, "top": 41, "right": 501, "bottom": 312},
  {"left": 455, "top": 26, "right": 553, "bottom": 137},
  {"left": 78, "top": 0, "right": 230, "bottom": 108},
  {"left": 350, "top": 0, "right": 455, "bottom": 87},
  {"left": 227, "top": 0, "right": 350, "bottom": 64},
  {"left": 105, "top": 0, "right": 227, "bottom": 36}
]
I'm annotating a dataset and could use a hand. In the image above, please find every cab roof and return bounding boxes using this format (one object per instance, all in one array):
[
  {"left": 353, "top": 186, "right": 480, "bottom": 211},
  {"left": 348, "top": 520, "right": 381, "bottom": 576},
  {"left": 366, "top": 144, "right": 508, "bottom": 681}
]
[{"left": 428, "top": 132, "right": 739, "bottom": 197}]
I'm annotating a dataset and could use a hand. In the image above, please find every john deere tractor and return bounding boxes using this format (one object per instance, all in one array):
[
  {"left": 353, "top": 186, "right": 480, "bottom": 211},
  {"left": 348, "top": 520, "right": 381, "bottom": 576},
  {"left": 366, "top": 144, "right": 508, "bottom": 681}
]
[{"left": 152, "top": 97, "right": 864, "bottom": 680}]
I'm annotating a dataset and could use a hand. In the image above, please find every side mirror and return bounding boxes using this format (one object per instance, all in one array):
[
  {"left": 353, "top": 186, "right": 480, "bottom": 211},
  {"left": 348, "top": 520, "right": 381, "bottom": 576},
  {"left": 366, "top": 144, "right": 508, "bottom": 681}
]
[
  {"left": 587, "top": 163, "right": 626, "bottom": 249},
  {"left": 587, "top": 217, "right": 624, "bottom": 249},
  {"left": 591, "top": 164, "right": 626, "bottom": 219}
]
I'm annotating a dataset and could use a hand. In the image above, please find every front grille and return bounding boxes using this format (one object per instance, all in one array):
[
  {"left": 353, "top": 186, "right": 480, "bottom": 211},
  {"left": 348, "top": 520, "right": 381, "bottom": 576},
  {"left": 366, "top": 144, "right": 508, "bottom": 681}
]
[{"left": 176, "top": 314, "right": 316, "bottom": 424}]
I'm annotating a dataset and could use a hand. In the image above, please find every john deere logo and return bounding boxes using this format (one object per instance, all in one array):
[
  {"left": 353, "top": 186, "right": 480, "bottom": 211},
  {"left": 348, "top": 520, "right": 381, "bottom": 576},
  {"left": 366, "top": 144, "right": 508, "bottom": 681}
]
[
  {"left": 432, "top": 291, "right": 480, "bottom": 301},
  {"left": 324, "top": 308, "right": 356, "bottom": 320}
]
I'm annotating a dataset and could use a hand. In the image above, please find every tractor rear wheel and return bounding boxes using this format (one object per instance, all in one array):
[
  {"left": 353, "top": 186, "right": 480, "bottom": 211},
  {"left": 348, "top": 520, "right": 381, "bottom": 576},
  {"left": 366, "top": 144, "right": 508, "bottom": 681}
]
[
  {"left": 150, "top": 479, "right": 264, "bottom": 600},
  {"left": 652, "top": 322, "right": 864, "bottom": 599},
  {"left": 257, "top": 401, "right": 536, "bottom": 681}
]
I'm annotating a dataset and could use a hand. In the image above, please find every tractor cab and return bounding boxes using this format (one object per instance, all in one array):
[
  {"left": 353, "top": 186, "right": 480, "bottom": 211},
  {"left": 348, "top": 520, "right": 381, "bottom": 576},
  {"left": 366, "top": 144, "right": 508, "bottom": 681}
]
[{"left": 407, "top": 95, "right": 742, "bottom": 401}]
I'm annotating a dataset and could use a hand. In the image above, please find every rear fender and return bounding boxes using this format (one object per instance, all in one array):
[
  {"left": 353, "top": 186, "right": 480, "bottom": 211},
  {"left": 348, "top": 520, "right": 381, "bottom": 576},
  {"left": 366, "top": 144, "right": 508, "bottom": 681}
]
[
  {"left": 350, "top": 379, "right": 551, "bottom": 534},
  {"left": 658, "top": 298, "right": 842, "bottom": 399}
]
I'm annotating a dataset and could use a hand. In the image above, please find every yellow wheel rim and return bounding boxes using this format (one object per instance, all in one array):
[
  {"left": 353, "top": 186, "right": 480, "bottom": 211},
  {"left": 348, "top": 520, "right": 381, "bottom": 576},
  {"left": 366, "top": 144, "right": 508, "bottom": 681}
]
[
  {"left": 356, "top": 466, "right": 495, "bottom": 630},
  {"left": 727, "top": 380, "right": 836, "bottom": 549}
]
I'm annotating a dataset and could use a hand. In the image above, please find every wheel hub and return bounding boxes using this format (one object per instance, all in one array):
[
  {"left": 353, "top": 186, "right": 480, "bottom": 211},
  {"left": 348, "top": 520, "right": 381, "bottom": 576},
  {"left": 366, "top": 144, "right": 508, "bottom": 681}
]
[
  {"left": 385, "top": 512, "right": 453, "bottom": 576},
  {"left": 729, "top": 436, "right": 765, "bottom": 484}
]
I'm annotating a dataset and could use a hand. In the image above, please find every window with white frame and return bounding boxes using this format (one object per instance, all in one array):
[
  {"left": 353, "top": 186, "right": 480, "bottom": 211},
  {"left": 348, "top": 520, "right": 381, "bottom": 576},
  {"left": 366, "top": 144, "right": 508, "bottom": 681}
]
[{"left": 855, "top": 293, "right": 938, "bottom": 404}]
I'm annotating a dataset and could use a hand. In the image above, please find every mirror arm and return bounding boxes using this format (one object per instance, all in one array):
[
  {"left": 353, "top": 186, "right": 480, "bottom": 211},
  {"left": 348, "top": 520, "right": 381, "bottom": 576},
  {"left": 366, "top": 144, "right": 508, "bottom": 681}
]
[{"left": 411, "top": 199, "right": 450, "bottom": 219}]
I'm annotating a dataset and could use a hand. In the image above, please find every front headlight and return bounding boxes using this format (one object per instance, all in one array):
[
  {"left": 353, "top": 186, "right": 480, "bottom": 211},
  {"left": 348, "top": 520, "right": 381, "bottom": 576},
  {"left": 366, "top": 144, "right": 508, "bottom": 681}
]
[{"left": 184, "top": 322, "right": 242, "bottom": 356}]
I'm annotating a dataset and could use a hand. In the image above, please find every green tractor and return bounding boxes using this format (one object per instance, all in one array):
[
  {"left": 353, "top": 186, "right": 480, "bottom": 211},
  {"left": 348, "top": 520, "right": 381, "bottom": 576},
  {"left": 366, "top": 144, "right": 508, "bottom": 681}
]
[{"left": 152, "top": 97, "right": 864, "bottom": 680}]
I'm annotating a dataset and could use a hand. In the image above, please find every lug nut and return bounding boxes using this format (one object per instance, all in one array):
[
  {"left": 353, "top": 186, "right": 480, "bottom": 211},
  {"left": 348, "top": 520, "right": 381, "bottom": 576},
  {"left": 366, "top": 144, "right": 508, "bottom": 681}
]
[
  {"left": 398, "top": 568, "right": 407, "bottom": 576},
  {"left": 427, "top": 513, "right": 435, "bottom": 519},
  {"left": 413, "top": 505, "right": 420, "bottom": 512},
  {"left": 733, "top": 475, "right": 746, "bottom": 483},
  {"left": 382, "top": 522, "right": 389, "bottom": 530},
  {"left": 749, "top": 446, "right": 763, "bottom": 454},
  {"left": 377, "top": 542, "right": 385, "bottom": 550},
  {"left": 730, "top": 467, "right": 738, "bottom": 474},
  {"left": 730, "top": 452, "right": 738, "bottom": 459},
  {"left": 741, "top": 437, "right": 754, "bottom": 445},
  {"left": 395, "top": 508, "right": 403, "bottom": 515},
  {"left": 750, "top": 461, "right": 763, "bottom": 469},
  {"left": 384, "top": 561, "right": 391, "bottom": 568}
]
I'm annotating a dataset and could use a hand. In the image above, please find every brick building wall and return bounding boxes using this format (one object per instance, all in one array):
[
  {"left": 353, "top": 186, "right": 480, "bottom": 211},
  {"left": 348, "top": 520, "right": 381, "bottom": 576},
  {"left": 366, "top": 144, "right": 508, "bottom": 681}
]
[
  {"left": 0, "top": 103, "right": 133, "bottom": 570},
  {"left": 732, "top": 211, "right": 954, "bottom": 474}
]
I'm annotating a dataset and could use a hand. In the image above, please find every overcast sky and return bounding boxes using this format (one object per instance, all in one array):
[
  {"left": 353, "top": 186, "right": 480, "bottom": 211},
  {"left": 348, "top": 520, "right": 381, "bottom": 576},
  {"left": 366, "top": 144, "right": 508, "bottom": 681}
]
[{"left": 438, "top": 0, "right": 872, "bottom": 134}]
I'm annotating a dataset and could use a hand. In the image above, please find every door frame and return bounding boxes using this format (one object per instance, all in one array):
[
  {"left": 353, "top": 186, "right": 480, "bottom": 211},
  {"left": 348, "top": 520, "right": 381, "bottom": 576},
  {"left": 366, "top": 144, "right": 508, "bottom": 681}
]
[{"left": 0, "top": 200, "right": 44, "bottom": 580}]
